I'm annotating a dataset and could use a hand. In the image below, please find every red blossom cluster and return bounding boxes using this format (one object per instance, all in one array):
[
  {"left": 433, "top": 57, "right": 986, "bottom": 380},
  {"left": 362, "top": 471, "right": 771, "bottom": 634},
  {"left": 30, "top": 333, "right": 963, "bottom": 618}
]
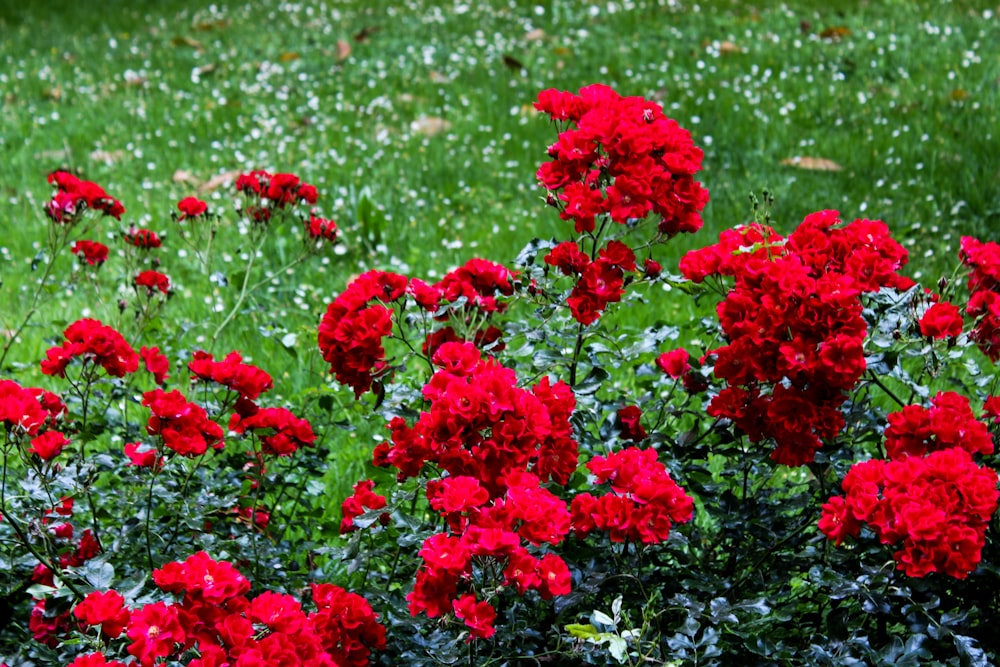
[
  {"left": 235, "top": 170, "right": 319, "bottom": 222},
  {"left": 819, "top": 448, "right": 998, "bottom": 579},
  {"left": 959, "top": 236, "right": 1000, "bottom": 360},
  {"left": 918, "top": 301, "right": 964, "bottom": 339},
  {"left": 884, "top": 391, "right": 994, "bottom": 459},
  {"left": 123, "top": 227, "right": 163, "bottom": 249},
  {"left": 307, "top": 212, "right": 338, "bottom": 245},
  {"left": 66, "top": 552, "right": 385, "bottom": 667},
  {"left": 71, "top": 240, "right": 109, "bottom": 267},
  {"left": 140, "top": 345, "right": 170, "bottom": 385},
  {"left": 533, "top": 85, "right": 708, "bottom": 326},
  {"left": 188, "top": 350, "right": 273, "bottom": 400},
  {"left": 571, "top": 447, "right": 694, "bottom": 544},
  {"left": 40, "top": 318, "right": 139, "bottom": 379},
  {"left": 680, "top": 211, "right": 914, "bottom": 465},
  {"left": 177, "top": 196, "right": 208, "bottom": 221},
  {"left": 534, "top": 84, "right": 708, "bottom": 237},
  {"left": 317, "top": 270, "right": 408, "bottom": 397},
  {"left": 45, "top": 171, "right": 124, "bottom": 223},
  {"left": 1, "top": 381, "right": 69, "bottom": 462},
  {"left": 142, "top": 388, "right": 224, "bottom": 457},
  {"left": 229, "top": 405, "right": 316, "bottom": 457},
  {"left": 135, "top": 270, "right": 171, "bottom": 296},
  {"left": 339, "top": 480, "right": 388, "bottom": 533},
  {"left": 374, "top": 341, "right": 578, "bottom": 492},
  {"left": 318, "top": 260, "right": 519, "bottom": 398}
]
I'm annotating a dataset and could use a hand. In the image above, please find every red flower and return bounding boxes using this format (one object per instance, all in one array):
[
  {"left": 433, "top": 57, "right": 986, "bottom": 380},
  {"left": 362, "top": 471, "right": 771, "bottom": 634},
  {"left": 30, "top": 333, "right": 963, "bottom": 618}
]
[
  {"left": 135, "top": 270, "right": 171, "bottom": 296},
  {"left": 140, "top": 346, "right": 170, "bottom": 385},
  {"left": 71, "top": 240, "right": 109, "bottom": 266},
  {"left": 67, "top": 654, "right": 127, "bottom": 667},
  {"left": 452, "top": 594, "right": 496, "bottom": 640},
  {"left": 125, "top": 601, "right": 185, "bottom": 666},
  {"left": 230, "top": 406, "right": 315, "bottom": 456},
  {"left": 0, "top": 380, "right": 49, "bottom": 435},
  {"left": 340, "top": 479, "right": 388, "bottom": 533},
  {"left": 153, "top": 551, "right": 250, "bottom": 605},
  {"left": 177, "top": 196, "right": 208, "bottom": 220},
  {"left": 657, "top": 349, "right": 691, "bottom": 379},
  {"left": 124, "top": 442, "right": 162, "bottom": 468},
  {"left": 46, "top": 171, "right": 124, "bottom": 222},
  {"left": 28, "top": 431, "right": 69, "bottom": 460},
  {"left": 73, "top": 590, "right": 130, "bottom": 638},
  {"left": 309, "top": 583, "right": 387, "bottom": 666},
  {"left": 40, "top": 319, "right": 139, "bottom": 378},
  {"left": 616, "top": 405, "right": 647, "bottom": 441},
  {"left": 307, "top": 213, "right": 338, "bottom": 243},
  {"left": 919, "top": 301, "right": 963, "bottom": 339},
  {"left": 124, "top": 227, "right": 163, "bottom": 249},
  {"left": 142, "top": 389, "right": 224, "bottom": 456}
]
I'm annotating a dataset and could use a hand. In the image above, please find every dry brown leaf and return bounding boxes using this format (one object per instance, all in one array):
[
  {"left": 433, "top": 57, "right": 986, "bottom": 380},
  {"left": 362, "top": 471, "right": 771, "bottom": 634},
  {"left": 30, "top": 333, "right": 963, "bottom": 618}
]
[
  {"left": 949, "top": 88, "right": 970, "bottom": 102},
  {"left": 89, "top": 149, "right": 124, "bottom": 165},
  {"left": 553, "top": 46, "right": 572, "bottom": 56},
  {"left": 173, "top": 169, "right": 198, "bottom": 186},
  {"left": 780, "top": 156, "right": 844, "bottom": 172},
  {"left": 411, "top": 116, "right": 451, "bottom": 137},
  {"left": 171, "top": 35, "right": 205, "bottom": 52},
  {"left": 279, "top": 52, "right": 300, "bottom": 62},
  {"left": 194, "top": 63, "right": 217, "bottom": 77},
  {"left": 195, "top": 18, "right": 231, "bottom": 31},
  {"left": 353, "top": 25, "right": 381, "bottom": 43},
  {"left": 42, "top": 87, "right": 63, "bottom": 101},
  {"left": 820, "top": 25, "right": 851, "bottom": 40},
  {"left": 525, "top": 28, "right": 546, "bottom": 42},
  {"left": 719, "top": 40, "right": 740, "bottom": 54},
  {"left": 336, "top": 39, "right": 351, "bottom": 62},
  {"left": 198, "top": 170, "right": 242, "bottom": 193}
]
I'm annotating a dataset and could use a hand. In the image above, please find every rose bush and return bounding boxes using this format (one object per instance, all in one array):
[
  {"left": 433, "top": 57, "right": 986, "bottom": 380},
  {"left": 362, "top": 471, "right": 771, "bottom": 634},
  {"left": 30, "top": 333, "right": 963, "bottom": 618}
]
[{"left": 0, "top": 84, "right": 998, "bottom": 666}]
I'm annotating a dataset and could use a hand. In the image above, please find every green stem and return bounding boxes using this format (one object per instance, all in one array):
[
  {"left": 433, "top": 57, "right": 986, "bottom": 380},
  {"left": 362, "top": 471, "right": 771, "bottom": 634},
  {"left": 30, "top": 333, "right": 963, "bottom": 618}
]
[{"left": 211, "top": 242, "right": 260, "bottom": 349}]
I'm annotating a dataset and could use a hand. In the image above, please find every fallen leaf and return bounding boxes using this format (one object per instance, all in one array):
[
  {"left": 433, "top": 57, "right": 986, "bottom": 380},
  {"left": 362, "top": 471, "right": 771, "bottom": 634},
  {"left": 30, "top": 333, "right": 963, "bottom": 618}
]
[
  {"left": 42, "top": 87, "right": 63, "bottom": 101},
  {"left": 429, "top": 70, "right": 450, "bottom": 84},
  {"left": 89, "top": 150, "right": 124, "bottom": 165},
  {"left": 719, "top": 40, "right": 740, "bottom": 54},
  {"left": 949, "top": 88, "right": 969, "bottom": 102},
  {"left": 800, "top": 20, "right": 812, "bottom": 34},
  {"left": 173, "top": 169, "right": 198, "bottom": 186},
  {"left": 195, "top": 18, "right": 231, "bottom": 31},
  {"left": 502, "top": 54, "right": 527, "bottom": 72},
  {"left": 171, "top": 35, "right": 205, "bottom": 52},
  {"left": 411, "top": 116, "right": 451, "bottom": 137},
  {"left": 553, "top": 46, "right": 572, "bottom": 56},
  {"left": 820, "top": 25, "right": 852, "bottom": 40},
  {"left": 336, "top": 39, "right": 351, "bottom": 62},
  {"left": 525, "top": 28, "right": 546, "bottom": 42},
  {"left": 124, "top": 72, "right": 147, "bottom": 86},
  {"left": 353, "top": 25, "right": 381, "bottom": 43},
  {"left": 279, "top": 52, "right": 300, "bottom": 62},
  {"left": 198, "top": 170, "right": 242, "bottom": 193},
  {"left": 780, "top": 156, "right": 844, "bottom": 172}
]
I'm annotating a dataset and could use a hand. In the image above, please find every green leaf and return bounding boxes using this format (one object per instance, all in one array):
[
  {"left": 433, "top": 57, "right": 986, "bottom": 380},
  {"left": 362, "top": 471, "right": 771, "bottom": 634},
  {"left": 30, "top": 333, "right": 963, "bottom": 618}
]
[{"left": 565, "top": 623, "right": 599, "bottom": 640}]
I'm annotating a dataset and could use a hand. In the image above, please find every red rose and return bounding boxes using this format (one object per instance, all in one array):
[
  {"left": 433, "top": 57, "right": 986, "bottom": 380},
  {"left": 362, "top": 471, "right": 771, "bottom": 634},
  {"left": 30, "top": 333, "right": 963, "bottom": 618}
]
[{"left": 919, "top": 301, "right": 963, "bottom": 339}]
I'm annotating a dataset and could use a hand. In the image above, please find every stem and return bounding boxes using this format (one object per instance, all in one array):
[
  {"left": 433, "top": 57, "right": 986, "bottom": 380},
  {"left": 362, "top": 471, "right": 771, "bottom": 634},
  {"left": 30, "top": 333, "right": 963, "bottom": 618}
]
[
  {"left": 144, "top": 455, "right": 160, "bottom": 573},
  {"left": 865, "top": 371, "right": 908, "bottom": 408},
  {"left": 0, "top": 240, "right": 65, "bottom": 369},
  {"left": 568, "top": 321, "right": 585, "bottom": 387},
  {"left": 211, "top": 242, "right": 260, "bottom": 349}
]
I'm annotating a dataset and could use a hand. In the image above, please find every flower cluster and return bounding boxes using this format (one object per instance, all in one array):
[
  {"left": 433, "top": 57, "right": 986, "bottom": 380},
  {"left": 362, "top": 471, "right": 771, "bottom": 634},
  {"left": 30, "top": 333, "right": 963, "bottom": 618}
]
[
  {"left": 307, "top": 212, "right": 339, "bottom": 245},
  {"left": 45, "top": 171, "right": 124, "bottom": 223},
  {"left": 142, "top": 388, "right": 224, "bottom": 457},
  {"left": 545, "top": 240, "right": 637, "bottom": 325},
  {"left": 229, "top": 405, "right": 316, "bottom": 457},
  {"left": 340, "top": 480, "right": 388, "bottom": 533},
  {"left": 819, "top": 449, "right": 998, "bottom": 578},
  {"left": 66, "top": 552, "right": 385, "bottom": 667},
  {"left": 40, "top": 318, "right": 139, "bottom": 379},
  {"left": 188, "top": 350, "right": 273, "bottom": 400},
  {"left": 134, "top": 270, "right": 171, "bottom": 296},
  {"left": 123, "top": 227, "right": 163, "bottom": 249},
  {"left": 681, "top": 211, "right": 914, "bottom": 465},
  {"left": 960, "top": 236, "right": 1000, "bottom": 360},
  {"left": 571, "top": 447, "right": 694, "bottom": 544},
  {"left": 71, "top": 240, "right": 109, "bottom": 267},
  {"left": 374, "top": 342, "right": 578, "bottom": 492},
  {"left": 884, "top": 391, "right": 993, "bottom": 459},
  {"left": 534, "top": 84, "right": 708, "bottom": 238},
  {"left": 235, "top": 170, "right": 319, "bottom": 222}
]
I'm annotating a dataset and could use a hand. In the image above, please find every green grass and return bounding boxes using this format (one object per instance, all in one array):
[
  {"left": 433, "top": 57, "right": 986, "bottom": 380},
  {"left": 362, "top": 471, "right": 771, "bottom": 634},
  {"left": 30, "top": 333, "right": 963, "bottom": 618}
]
[{"left": 0, "top": 0, "right": 998, "bottom": 494}]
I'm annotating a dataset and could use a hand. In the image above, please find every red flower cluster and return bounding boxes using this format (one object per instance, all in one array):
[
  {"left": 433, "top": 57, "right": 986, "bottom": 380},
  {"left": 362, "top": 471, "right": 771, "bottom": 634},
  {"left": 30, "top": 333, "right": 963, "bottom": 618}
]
[
  {"left": 884, "top": 391, "right": 993, "bottom": 459},
  {"left": 135, "top": 270, "right": 171, "bottom": 296},
  {"left": 71, "top": 240, "right": 109, "bottom": 266},
  {"left": 123, "top": 227, "right": 163, "bottom": 249},
  {"left": 571, "top": 447, "right": 694, "bottom": 544},
  {"left": 340, "top": 479, "right": 388, "bottom": 533},
  {"left": 235, "top": 170, "right": 319, "bottom": 222},
  {"left": 959, "top": 236, "right": 1000, "bottom": 360},
  {"left": 142, "top": 389, "right": 224, "bottom": 456},
  {"left": 229, "top": 405, "right": 316, "bottom": 457},
  {"left": 545, "top": 240, "right": 637, "bottom": 325},
  {"left": 140, "top": 345, "right": 170, "bottom": 385},
  {"left": 0, "top": 380, "right": 50, "bottom": 436},
  {"left": 534, "top": 84, "right": 708, "bottom": 238},
  {"left": 307, "top": 213, "right": 338, "bottom": 244},
  {"left": 317, "top": 270, "right": 408, "bottom": 397},
  {"left": 918, "top": 301, "right": 963, "bottom": 339},
  {"left": 45, "top": 171, "right": 124, "bottom": 223},
  {"left": 189, "top": 350, "right": 273, "bottom": 400},
  {"left": 40, "top": 318, "right": 139, "bottom": 379},
  {"left": 408, "top": 471, "right": 574, "bottom": 639},
  {"left": 68, "top": 552, "right": 385, "bottom": 667},
  {"left": 374, "top": 342, "right": 578, "bottom": 492},
  {"left": 681, "top": 211, "right": 914, "bottom": 465},
  {"left": 819, "top": 449, "right": 998, "bottom": 578}
]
